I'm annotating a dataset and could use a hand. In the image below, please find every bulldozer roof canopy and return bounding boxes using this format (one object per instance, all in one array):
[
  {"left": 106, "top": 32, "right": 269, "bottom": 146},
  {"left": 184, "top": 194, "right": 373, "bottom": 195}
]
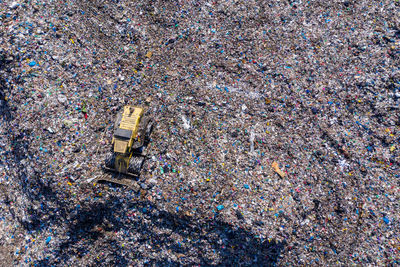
[{"left": 114, "top": 128, "right": 132, "bottom": 140}]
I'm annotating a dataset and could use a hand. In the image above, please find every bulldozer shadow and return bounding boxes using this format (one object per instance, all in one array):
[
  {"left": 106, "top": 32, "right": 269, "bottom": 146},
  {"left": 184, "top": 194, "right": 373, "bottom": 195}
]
[{"left": 36, "top": 196, "right": 286, "bottom": 266}]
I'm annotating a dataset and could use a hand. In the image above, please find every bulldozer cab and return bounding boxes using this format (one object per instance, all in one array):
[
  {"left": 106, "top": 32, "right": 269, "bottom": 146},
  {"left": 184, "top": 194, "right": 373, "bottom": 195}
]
[{"left": 113, "top": 106, "right": 144, "bottom": 155}]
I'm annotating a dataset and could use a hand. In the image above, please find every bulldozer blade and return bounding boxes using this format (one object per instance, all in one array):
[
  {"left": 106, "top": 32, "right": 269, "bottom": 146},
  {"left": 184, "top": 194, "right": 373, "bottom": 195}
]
[{"left": 94, "top": 172, "right": 140, "bottom": 190}]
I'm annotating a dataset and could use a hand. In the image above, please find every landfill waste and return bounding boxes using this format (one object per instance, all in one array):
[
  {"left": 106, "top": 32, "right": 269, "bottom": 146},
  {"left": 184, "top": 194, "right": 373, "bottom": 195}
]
[
  {"left": 0, "top": 0, "right": 399, "bottom": 266},
  {"left": 271, "top": 161, "right": 286, "bottom": 178}
]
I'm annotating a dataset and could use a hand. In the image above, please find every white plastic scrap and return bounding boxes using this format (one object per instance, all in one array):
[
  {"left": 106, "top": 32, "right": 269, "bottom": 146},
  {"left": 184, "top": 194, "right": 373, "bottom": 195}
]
[
  {"left": 249, "top": 129, "right": 255, "bottom": 154},
  {"left": 181, "top": 115, "right": 191, "bottom": 130},
  {"left": 9, "top": 2, "right": 19, "bottom": 9}
]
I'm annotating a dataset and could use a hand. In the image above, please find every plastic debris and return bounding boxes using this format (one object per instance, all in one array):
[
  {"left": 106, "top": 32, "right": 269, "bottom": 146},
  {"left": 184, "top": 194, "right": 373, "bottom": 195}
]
[
  {"left": 271, "top": 161, "right": 285, "bottom": 178},
  {"left": 181, "top": 115, "right": 191, "bottom": 130},
  {"left": 0, "top": 0, "right": 398, "bottom": 266}
]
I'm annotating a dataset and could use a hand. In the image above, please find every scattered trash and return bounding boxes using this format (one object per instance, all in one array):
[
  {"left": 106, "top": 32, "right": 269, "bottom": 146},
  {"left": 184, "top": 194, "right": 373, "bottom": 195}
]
[
  {"left": 145, "top": 51, "right": 153, "bottom": 58},
  {"left": 249, "top": 129, "right": 255, "bottom": 155},
  {"left": 58, "top": 94, "right": 67, "bottom": 104},
  {"left": 9, "top": 2, "right": 19, "bottom": 9},
  {"left": 0, "top": 0, "right": 398, "bottom": 266},
  {"left": 383, "top": 217, "right": 390, "bottom": 224},
  {"left": 181, "top": 115, "right": 191, "bottom": 130},
  {"left": 271, "top": 161, "right": 285, "bottom": 178}
]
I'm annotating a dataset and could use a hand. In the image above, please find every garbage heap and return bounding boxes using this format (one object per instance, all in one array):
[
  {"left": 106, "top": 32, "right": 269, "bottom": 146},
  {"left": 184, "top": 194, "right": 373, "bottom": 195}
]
[{"left": 0, "top": 0, "right": 399, "bottom": 265}]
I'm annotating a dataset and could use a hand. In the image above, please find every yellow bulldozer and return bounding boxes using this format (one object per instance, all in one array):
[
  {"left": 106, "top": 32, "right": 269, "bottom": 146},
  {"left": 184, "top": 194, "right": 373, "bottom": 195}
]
[{"left": 103, "top": 105, "right": 153, "bottom": 178}]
